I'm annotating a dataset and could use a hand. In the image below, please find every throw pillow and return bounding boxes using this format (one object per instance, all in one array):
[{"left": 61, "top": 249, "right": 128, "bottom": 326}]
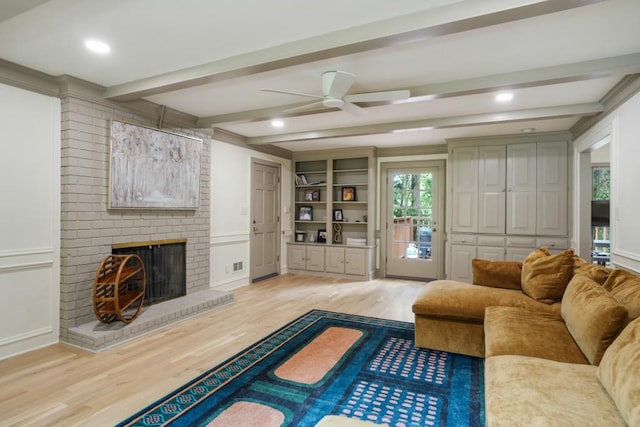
[
  {"left": 472, "top": 259, "right": 522, "bottom": 290},
  {"left": 521, "top": 247, "right": 574, "bottom": 304},
  {"left": 573, "top": 255, "right": 612, "bottom": 285},
  {"left": 597, "top": 317, "right": 640, "bottom": 426},
  {"left": 603, "top": 269, "right": 640, "bottom": 321},
  {"left": 561, "top": 274, "right": 629, "bottom": 365}
]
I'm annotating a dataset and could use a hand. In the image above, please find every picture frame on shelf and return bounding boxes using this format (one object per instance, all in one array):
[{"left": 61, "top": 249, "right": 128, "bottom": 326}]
[
  {"left": 298, "top": 206, "right": 313, "bottom": 221},
  {"left": 333, "top": 209, "right": 343, "bottom": 221},
  {"left": 304, "top": 189, "right": 320, "bottom": 201},
  {"left": 341, "top": 186, "right": 356, "bottom": 201},
  {"left": 317, "top": 229, "right": 327, "bottom": 243}
]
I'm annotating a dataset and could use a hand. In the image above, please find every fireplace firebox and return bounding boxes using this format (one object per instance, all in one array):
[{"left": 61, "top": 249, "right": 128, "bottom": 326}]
[{"left": 112, "top": 239, "right": 187, "bottom": 306}]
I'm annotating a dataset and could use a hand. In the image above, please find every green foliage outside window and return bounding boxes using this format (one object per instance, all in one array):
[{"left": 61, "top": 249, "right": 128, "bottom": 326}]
[{"left": 592, "top": 166, "right": 610, "bottom": 200}]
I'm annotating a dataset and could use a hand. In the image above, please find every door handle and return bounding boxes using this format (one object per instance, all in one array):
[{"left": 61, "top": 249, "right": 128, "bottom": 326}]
[{"left": 253, "top": 226, "right": 258, "bottom": 233}]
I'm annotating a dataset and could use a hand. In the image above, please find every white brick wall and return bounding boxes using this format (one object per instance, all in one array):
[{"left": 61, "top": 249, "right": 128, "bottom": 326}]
[{"left": 59, "top": 95, "right": 210, "bottom": 340}]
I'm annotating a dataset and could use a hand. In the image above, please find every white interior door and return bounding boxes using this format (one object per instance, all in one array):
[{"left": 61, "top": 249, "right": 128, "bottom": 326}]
[{"left": 385, "top": 164, "right": 442, "bottom": 280}]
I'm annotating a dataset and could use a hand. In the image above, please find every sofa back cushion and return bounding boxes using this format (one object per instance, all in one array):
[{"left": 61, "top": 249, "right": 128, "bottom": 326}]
[
  {"left": 521, "top": 247, "right": 574, "bottom": 304},
  {"left": 597, "top": 317, "right": 640, "bottom": 426},
  {"left": 603, "top": 269, "right": 640, "bottom": 320},
  {"left": 561, "top": 274, "right": 629, "bottom": 365},
  {"left": 472, "top": 259, "right": 522, "bottom": 290}
]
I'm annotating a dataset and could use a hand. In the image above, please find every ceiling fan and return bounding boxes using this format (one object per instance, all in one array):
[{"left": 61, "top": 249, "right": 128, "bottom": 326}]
[{"left": 260, "top": 70, "right": 410, "bottom": 116}]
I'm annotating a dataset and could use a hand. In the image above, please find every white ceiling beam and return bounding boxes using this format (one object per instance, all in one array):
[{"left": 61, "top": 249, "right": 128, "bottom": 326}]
[
  {"left": 104, "top": 0, "right": 603, "bottom": 101},
  {"left": 245, "top": 103, "right": 604, "bottom": 145},
  {"left": 197, "top": 53, "right": 640, "bottom": 127}
]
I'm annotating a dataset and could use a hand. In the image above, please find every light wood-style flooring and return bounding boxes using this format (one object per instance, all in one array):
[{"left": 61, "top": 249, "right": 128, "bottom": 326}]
[{"left": 0, "top": 274, "right": 423, "bottom": 426}]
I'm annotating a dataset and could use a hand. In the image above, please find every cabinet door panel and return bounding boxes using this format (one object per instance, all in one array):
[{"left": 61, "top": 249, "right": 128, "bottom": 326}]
[
  {"left": 537, "top": 142, "right": 567, "bottom": 235},
  {"left": 452, "top": 147, "right": 478, "bottom": 232},
  {"left": 477, "top": 246, "right": 505, "bottom": 261},
  {"left": 288, "top": 245, "right": 307, "bottom": 270},
  {"left": 506, "top": 247, "right": 534, "bottom": 262},
  {"left": 506, "top": 143, "right": 536, "bottom": 235},
  {"left": 306, "top": 246, "right": 325, "bottom": 271},
  {"left": 325, "top": 247, "right": 345, "bottom": 273},
  {"left": 450, "top": 245, "right": 476, "bottom": 283},
  {"left": 344, "top": 248, "right": 367, "bottom": 276},
  {"left": 478, "top": 146, "right": 506, "bottom": 234}
]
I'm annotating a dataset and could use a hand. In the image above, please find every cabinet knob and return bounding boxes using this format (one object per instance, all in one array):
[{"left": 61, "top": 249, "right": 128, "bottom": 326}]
[
  {"left": 432, "top": 228, "right": 437, "bottom": 232},
  {"left": 550, "top": 242, "right": 555, "bottom": 247}
]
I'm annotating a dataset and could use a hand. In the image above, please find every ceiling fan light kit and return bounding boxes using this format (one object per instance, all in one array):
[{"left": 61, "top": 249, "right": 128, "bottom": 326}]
[{"left": 261, "top": 70, "right": 410, "bottom": 116}]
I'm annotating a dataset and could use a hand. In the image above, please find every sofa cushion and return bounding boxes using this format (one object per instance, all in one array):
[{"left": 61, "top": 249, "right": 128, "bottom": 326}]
[
  {"left": 603, "top": 269, "right": 640, "bottom": 320},
  {"left": 561, "top": 275, "right": 628, "bottom": 365},
  {"left": 573, "top": 255, "right": 612, "bottom": 285},
  {"left": 472, "top": 259, "right": 522, "bottom": 290},
  {"left": 485, "top": 355, "right": 626, "bottom": 427},
  {"left": 484, "top": 306, "right": 588, "bottom": 364},
  {"left": 412, "top": 280, "right": 560, "bottom": 323},
  {"left": 521, "top": 247, "right": 574, "bottom": 304},
  {"left": 597, "top": 317, "right": 640, "bottom": 427}
]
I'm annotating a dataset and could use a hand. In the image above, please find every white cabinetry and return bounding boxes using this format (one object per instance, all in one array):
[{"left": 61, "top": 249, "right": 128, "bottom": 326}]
[
  {"left": 447, "top": 135, "right": 570, "bottom": 282},
  {"left": 325, "top": 246, "right": 368, "bottom": 276},
  {"left": 506, "top": 143, "right": 537, "bottom": 235},
  {"left": 288, "top": 244, "right": 325, "bottom": 272}
]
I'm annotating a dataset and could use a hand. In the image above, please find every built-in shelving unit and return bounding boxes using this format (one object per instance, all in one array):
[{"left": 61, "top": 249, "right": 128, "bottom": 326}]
[{"left": 289, "top": 148, "right": 376, "bottom": 279}]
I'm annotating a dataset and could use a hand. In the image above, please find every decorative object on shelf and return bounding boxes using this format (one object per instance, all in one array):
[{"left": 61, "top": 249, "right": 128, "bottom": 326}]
[
  {"left": 333, "top": 209, "right": 343, "bottom": 221},
  {"left": 333, "top": 223, "right": 342, "bottom": 244},
  {"left": 346, "top": 237, "right": 367, "bottom": 246},
  {"left": 341, "top": 186, "right": 356, "bottom": 201},
  {"left": 317, "top": 229, "right": 327, "bottom": 243},
  {"left": 309, "top": 232, "right": 316, "bottom": 243},
  {"left": 298, "top": 206, "right": 313, "bottom": 221},
  {"left": 294, "top": 230, "right": 306, "bottom": 242},
  {"left": 295, "top": 174, "right": 308, "bottom": 185},
  {"left": 304, "top": 189, "right": 320, "bottom": 201},
  {"left": 109, "top": 120, "right": 202, "bottom": 209},
  {"left": 362, "top": 215, "right": 368, "bottom": 222}
]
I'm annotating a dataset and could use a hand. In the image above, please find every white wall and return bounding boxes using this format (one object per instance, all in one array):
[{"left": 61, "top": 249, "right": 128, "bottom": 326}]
[
  {"left": 0, "top": 83, "right": 61, "bottom": 360},
  {"left": 574, "top": 90, "right": 640, "bottom": 272},
  {"left": 209, "top": 140, "right": 291, "bottom": 290}
]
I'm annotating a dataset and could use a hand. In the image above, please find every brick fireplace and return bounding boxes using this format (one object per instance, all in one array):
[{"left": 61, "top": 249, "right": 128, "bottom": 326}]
[{"left": 58, "top": 79, "right": 232, "bottom": 351}]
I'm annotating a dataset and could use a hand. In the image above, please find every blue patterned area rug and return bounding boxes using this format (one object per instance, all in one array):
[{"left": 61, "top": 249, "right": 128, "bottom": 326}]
[{"left": 118, "top": 310, "right": 484, "bottom": 427}]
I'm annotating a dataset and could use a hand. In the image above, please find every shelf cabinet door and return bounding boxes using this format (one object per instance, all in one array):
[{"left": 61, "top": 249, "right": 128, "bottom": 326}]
[
  {"left": 451, "top": 147, "right": 478, "bottom": 233},
  {"left": 478, "top": 145, "right": 506, "bottom": 234},
  {"left": 506, "top": 143, "right": 537, "bottom": 235},
  {"left": 288, "top": 245, "right": 307, "bottom": 270},
  {"left": 344, "top": 248, "right": 367, "bottom": 276},
  {"left": 325, "top": 247, "right": 345, "bottom": 273},
  {"left": 306, "top": 246, "right": 326, "bottom": 271}
]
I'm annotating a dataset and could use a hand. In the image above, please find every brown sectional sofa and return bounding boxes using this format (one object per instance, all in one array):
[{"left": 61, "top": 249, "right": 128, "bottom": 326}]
[{"left": 412, "top": 248, "right": 640, "bottom": 426}]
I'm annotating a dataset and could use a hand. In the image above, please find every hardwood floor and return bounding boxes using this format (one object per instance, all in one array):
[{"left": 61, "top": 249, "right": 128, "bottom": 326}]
[{"left": 0, "top": 274, "right": 423, "bottom": 426}]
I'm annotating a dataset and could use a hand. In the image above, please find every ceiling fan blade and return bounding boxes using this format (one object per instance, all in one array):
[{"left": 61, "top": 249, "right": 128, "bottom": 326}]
[
  {"left": 344, "top": 89, "right": 410, "bottom": 103},
  {"left": 260, "top": 88, "right": 323, "bottom": 100},
  {"left": 282, "top": 101, "right": 325, "bottom": 113},
  {"left": 339, "top": 101, "right": 367, "bottom": 116},
  {"left": 323, "top": 70, "right": 356, "bottom": 99}
]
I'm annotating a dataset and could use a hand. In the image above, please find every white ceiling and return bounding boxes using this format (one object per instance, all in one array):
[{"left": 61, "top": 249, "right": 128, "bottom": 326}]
[{"left": 1, "top": 0, "right": 640, "bottom": 152}]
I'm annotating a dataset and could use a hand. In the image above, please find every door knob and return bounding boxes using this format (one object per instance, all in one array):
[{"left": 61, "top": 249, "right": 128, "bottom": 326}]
[{"left": 253, "top": 226, "right": 258, "bottom": 233}]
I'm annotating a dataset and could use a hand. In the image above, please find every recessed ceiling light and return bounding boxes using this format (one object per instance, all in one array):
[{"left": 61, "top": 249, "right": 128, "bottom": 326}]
[
  {"left": 520, "top": 128, "right": 536, "bottom": 133},
  {"left": 271, "top": 119, "right": 284, "bottom": 128},
  {"left": 495, "top": 92, "right": 513, "bottom": 102},
  {"left": 85, "top": 39, "right": 110, "bottom": 54}
]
